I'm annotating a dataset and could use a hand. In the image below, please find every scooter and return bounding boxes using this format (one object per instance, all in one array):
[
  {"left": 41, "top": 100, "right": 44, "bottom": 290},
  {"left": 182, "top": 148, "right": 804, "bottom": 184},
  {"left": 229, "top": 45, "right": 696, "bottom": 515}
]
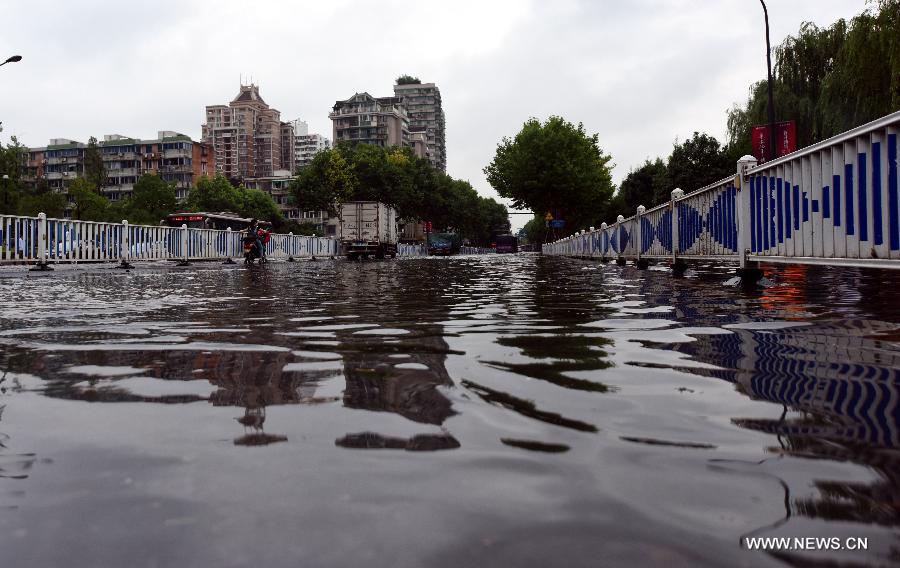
[{"left": 243, "top": 235, "right": 267, "bottom": 264}]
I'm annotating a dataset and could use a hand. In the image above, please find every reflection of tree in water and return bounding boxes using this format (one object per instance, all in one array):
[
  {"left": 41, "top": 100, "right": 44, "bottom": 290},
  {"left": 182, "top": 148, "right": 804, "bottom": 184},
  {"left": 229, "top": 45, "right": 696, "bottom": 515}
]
[{"left": 483, "top": 335, "right": 613, "bottom": 393}]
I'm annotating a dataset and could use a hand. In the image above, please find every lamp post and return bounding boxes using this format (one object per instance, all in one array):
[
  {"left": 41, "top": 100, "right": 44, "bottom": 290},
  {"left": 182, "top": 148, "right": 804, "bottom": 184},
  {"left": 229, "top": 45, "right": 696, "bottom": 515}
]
[
  {"left": 759, "top": 1, "right": 777, "bottom": 162},
  {"left": 0, "top": 55, "right": 22, "bottom": 68}
]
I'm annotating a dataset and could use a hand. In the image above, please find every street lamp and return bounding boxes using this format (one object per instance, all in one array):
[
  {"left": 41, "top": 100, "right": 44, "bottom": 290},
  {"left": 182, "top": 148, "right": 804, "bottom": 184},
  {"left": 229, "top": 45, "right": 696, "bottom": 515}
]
[
  {"left": 0, "top": 55, "right": 22, "bottom": 68},
  {"left": 759, "top": 1, "right": 776, "bottom": 161}
]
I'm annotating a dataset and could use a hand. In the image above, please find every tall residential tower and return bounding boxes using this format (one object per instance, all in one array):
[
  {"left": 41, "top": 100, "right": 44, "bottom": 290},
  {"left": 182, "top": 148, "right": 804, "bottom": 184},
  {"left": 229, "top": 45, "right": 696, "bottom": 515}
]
[
  {"left": 393, "top": 80, "right": 445, "bottom": 171},
  {"left": 202, "top": 84, "right": 294, "bottom": 182}
]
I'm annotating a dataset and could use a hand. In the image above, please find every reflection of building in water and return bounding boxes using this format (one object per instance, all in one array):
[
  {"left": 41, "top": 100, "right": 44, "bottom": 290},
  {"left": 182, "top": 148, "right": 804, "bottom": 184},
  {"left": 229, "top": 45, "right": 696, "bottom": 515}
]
[
  {"left": 329, "top": 264, "right": 459, "bottom": 450},
  {"left": 339, "top": 328, "right": 455, "bottom": 426},
  {"left": 2, "top": 345, "right": 339, "bottom": 446}
]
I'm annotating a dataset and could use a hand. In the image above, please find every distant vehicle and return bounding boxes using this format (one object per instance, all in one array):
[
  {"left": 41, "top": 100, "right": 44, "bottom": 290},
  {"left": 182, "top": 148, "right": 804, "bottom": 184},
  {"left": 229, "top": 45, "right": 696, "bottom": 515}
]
[
  {"left": 427, "top": 232, "right": 461, "bottom": 256},
  {"left": 339, "top": 201, "right": 397, "bottom": 260},
  {"left": 495, "top": 234, "right": 519, "bottom": 253},
  {"left": 164, "top": 212, "right": 270, "bottom": 231}
]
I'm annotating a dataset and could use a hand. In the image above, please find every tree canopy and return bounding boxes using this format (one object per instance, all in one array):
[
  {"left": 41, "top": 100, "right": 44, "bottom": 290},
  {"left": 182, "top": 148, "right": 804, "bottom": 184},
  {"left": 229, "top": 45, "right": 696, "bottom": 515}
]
[
  {"left": 84, "top": 136, "right": 106, "bottom": 192},
  {"left": 726, "top": 0, "right": 900, "bottom": 154},
  {"left": 290, "top": 143, "right": 509, "bottom": 245},
  {"left": 483, "top": 116, "right": 615, "bottom": 233},
  {"left": 396, "top": 75, "right": 421, "bottom": 85}
]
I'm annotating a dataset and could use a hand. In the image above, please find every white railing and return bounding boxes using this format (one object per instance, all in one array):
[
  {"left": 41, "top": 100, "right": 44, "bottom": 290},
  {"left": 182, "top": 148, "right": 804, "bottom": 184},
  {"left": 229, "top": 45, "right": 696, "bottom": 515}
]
[
  {"left": 397, "top": 243, "right": 427, "bottom": 257},
  {"left": 0, "top": 213, "right": 341, "bottom": 268},
  {"left": 544, "top": 109, "right": 900, "bottom": 271}
]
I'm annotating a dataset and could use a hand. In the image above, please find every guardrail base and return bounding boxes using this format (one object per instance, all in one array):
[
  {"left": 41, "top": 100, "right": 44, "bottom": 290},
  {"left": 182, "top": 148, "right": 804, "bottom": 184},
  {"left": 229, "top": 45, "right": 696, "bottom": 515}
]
[
  {"left": 29, "top": 263, "right": 54, "bottom": 272},
  {"left": 736, "top": 266, "right": 764, "bottom": 284}
]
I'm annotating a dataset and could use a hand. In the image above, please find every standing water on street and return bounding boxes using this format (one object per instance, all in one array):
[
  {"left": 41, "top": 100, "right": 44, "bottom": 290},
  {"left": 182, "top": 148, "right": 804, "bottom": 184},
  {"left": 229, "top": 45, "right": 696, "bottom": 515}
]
[{"left": 0, "top": 255, "right": 898, "bottom": 567}]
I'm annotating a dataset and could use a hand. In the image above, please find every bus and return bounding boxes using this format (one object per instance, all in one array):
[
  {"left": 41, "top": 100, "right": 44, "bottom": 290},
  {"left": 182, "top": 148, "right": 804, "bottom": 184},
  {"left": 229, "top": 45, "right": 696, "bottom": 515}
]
[
  {"left": 495, "top": 234, "right": 519, "bottom": 253},
  {"left": 163, "top": 212, "right": 270, "bottom": 231}
]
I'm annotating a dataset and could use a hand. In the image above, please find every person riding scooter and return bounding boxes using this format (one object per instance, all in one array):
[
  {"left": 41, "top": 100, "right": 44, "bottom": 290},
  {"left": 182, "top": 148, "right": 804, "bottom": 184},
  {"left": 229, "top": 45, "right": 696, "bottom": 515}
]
[{"left": 244, "top": 219, "right": 265, "bottom": 263}]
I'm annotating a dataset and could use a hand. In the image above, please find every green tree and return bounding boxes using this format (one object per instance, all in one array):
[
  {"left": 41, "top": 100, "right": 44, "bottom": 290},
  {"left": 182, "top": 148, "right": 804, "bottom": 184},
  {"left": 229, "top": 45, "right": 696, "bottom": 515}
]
[
  {"left": 523, "top": 215, "right": 548, "bottom": 246},
  {"left": 84, "top": 136, "right": 106, "bottom": 192},
  {"left": 241, "top": 188, "right": 282, "bottom": 222},
  {"left": 69, "top": 178, "right": 109, "bottom": 220},
  {"left": 17, "top": 191, "right": 67, "bottom": 218},
  {"left": 187, "top": 174, "right": 244, "bottom": 214},
  {"left": 615, "top": 158, "right": 670, "bottom": 216},
  {"left": 290, "top": 149, "right": 358, "bottom": 216},
  {"left": 396, "top": 75, "right": 421, "bottom": 85},
  {"left": 124, "top": 174, "right": 177, "bottom": 224},
  {"left": 726, "top": 1, "right": 900, "bottom": 154},
  {"left": 484, "top": 116, "right": 615, "bottom": 233},
  {"left": 0, "top": 136, "right": 27, "bottom": 214},
  {"left": 666, "top": 133, "right": 732, "bottom": 193}
]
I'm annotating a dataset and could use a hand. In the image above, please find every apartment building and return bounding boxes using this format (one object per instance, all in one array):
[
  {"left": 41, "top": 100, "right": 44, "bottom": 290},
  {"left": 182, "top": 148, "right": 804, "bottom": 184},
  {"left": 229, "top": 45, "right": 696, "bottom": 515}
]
[
  {"left": 291, "top": 119, "right": 331, "bottom": 171},
  {"left": 24, "top": 138, "right": 86, "bottom": 192},
  {"left": 243, "top": 169, "right": 334, "bottom": 234},
  {"left": 393, "top": 81, "right": 446, "bottom": 171},
  {"left": 243, "top": 169, "right": 296, "bottom": 219},
  {"left": 329, "top": 93, "right": 409, "bottom": 148},
  {"left": 23, "top": 133, "right": 211, "bottom": 201},
  {"left": 202, "top": 84, "right": 294, "bottom": 182},
  {"left": 100, "top": 132, "right": 212, "bottom": 201}
]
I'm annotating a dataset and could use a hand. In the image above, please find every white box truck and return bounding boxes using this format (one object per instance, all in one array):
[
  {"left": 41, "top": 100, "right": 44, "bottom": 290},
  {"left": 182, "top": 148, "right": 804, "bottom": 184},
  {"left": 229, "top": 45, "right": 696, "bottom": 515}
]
[{"left": 339, "top": 201, "right": 398, "bottom": 259}]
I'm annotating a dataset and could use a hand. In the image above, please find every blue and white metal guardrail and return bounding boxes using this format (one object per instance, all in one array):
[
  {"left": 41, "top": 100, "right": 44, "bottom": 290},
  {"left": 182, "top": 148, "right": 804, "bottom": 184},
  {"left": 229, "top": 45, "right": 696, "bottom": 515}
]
[
  {"left": 0, "top": 214, "right": 341, "bottom": 268},
  {"left": 544, "top": 110, "right": 900, "bottom": 271}
]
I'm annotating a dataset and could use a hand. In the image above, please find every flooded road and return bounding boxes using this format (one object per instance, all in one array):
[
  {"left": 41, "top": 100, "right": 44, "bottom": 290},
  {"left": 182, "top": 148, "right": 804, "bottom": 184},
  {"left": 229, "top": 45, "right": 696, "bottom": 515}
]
[{"left": 0, "top": 255, "right": 898, "bottom": 567}]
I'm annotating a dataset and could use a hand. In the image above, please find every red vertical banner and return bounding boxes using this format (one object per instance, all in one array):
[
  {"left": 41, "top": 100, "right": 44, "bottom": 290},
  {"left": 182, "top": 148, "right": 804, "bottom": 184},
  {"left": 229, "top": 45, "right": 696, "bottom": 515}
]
[{"left": 751, "top": 121, "right": 796, "bottom": 162}]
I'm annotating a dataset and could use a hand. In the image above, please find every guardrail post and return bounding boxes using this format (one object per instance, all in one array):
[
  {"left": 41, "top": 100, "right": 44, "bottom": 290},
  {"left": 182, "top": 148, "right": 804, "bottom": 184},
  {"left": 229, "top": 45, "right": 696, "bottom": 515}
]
[
  {"left": 670, "top": 188, "right": 686, "bottom": 275},
  {"left": 28, "top": 212, "right": 53, "bottom": 271},
  {"left": 635, "top": 205, "right": 649, "bottom": 269},
  {"left": 615, "top": 215, "right": 626, "bottom": 266},
  {"left": 223, "top": 227, "right": 236, "bottom": 264},
  {"left": 177, "top": 223, "right": 190, "bottom": 266},
  {"left": 599, "top": 222, "right": 608, "bottom": 262},
  {"left": 736, "top": 155, "right": 762, "bottom": 280},
  {"left": 116, "top": 219, "right": 134, "bottom": 269},
  {"left": 286, "top": 232, "right": 295, "bottom": 262}
]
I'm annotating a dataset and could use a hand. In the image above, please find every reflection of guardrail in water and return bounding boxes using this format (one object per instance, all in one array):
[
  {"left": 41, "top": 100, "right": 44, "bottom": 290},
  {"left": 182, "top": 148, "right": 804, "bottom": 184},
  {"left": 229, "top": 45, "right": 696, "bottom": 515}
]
[
  {"left": 0, "top": 213, "right": 342, "bottom": 268},
  {"left": 544, "top": 110, "right": 900, "bottom": 271}
]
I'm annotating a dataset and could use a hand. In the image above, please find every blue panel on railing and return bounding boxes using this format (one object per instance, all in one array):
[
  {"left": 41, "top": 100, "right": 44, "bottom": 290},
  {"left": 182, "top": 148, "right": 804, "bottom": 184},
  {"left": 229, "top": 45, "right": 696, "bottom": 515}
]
[
  {"left": 640, "top": 217, "right": 654, "bottom": 253},
  {"left": 657, "top": 210, "right": 672, "bottom": 252}
]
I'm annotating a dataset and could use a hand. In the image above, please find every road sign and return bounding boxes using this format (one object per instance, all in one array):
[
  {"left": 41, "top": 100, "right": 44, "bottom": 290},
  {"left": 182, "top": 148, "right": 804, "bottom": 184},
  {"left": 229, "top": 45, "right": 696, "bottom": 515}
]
[{"left": 550, "top": 220, "right": 565, "bottom": 228}]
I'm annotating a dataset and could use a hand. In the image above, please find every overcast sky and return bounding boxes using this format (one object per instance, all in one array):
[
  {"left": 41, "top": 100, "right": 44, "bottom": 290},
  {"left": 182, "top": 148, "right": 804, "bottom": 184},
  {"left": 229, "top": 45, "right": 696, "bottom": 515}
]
[{"left": 1, "top": 0, "right": 868, "bottom": 229}]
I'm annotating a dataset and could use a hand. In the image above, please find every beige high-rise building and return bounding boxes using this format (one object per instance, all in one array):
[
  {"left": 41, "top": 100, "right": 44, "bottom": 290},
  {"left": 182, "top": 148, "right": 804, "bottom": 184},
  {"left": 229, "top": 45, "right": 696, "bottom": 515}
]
[
  {"left": 393, "top": 80, "right": 446, "bottom": 171},
  {"left": 202, "top": 84, "right": 293, "bottom": 182},
  {"left": 329, "top": 93, "right": 409, "bottom": 148}
]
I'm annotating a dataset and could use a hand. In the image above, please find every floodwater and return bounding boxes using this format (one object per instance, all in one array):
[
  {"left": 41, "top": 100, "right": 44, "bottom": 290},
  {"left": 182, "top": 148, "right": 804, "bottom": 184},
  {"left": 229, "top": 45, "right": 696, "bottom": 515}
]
[{"left": 0, "top": 255, "right": 898, "bottom": 567}]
